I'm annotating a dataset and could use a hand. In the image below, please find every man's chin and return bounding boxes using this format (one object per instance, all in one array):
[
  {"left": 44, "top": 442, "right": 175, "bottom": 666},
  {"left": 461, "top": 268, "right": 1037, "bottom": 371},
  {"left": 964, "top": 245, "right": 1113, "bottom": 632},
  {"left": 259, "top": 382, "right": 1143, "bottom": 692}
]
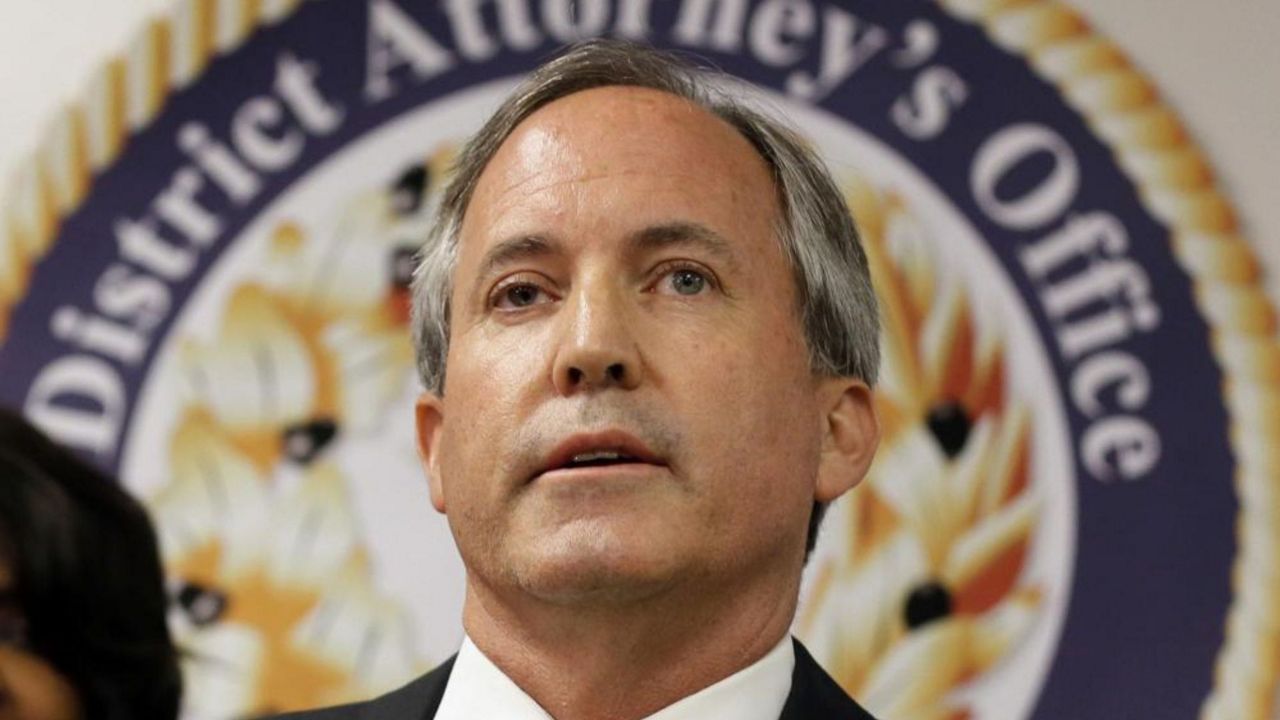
[{"left": 504, "top": 530, "right": 688, "bottom": 606}]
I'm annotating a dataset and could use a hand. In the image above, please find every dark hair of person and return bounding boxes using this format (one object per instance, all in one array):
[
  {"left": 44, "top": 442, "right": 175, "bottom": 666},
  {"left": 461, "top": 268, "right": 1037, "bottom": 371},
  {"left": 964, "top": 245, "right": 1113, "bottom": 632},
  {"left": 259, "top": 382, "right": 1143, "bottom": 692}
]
[{"left": 0, "top": 407, "right": 181, "bottom": 719}]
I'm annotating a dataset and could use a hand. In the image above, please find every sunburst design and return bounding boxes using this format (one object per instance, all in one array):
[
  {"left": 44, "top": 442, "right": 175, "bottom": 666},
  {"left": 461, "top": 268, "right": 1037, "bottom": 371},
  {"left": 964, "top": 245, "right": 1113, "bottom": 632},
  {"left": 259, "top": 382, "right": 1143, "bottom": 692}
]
[
  {"left": 798, "top": 176, "right": 1043, "bottom": 720},
  {"left": 147, "top": 149, "right": 454, "bottom": 717}
]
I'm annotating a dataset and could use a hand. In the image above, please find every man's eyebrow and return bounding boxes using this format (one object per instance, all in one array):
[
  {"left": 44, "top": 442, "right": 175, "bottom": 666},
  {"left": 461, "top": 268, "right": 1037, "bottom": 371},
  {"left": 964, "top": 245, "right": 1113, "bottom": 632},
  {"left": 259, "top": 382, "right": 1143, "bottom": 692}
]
[
  {"left": 628, "top": 222, "right": 739, "bottom": 269},
  {"left": 474, "top": 223, "right": 738, "bottom": 282},
  {"left": 476, "top": 234, "right": 562, "bottom": 280}
]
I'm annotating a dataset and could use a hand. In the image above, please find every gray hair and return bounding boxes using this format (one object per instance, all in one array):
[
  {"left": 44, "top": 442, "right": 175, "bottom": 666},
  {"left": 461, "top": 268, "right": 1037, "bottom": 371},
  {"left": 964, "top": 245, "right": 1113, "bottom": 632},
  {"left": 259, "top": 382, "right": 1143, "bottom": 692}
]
[{"left": 410, "top": 40, "right": 881, "bottom": 553}]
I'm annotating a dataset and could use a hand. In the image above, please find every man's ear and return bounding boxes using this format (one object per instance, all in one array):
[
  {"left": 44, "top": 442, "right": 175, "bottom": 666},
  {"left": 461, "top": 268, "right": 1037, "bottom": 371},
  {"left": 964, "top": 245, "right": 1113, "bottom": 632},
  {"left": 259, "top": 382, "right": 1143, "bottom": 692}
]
[
  {"left": 415, "top": 392, "right": 447, "bottom": 513},
  {"left": 815, "top": 378, "right": 880, "bottom": 503}
]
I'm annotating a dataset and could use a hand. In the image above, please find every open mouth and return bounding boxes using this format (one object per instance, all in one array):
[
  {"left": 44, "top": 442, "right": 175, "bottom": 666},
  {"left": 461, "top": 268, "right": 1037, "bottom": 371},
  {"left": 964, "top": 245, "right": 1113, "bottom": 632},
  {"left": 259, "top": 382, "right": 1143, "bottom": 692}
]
[
  {"left": 560, "top": 450, "right": 643, "bottom": 469},
  {"left": 534, "top": 431, "right": 666, "bottom": 482}
]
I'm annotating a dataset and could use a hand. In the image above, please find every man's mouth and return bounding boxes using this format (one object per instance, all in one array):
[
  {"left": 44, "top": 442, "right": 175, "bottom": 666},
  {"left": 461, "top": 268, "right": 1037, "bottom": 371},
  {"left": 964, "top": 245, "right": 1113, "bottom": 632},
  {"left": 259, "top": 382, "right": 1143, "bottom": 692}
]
[
  {"left": 533, "top": 431, "right": 666, "bottom": 481},
  {"left": 562, "top": 450, "right": 641, "bottom": 468}
]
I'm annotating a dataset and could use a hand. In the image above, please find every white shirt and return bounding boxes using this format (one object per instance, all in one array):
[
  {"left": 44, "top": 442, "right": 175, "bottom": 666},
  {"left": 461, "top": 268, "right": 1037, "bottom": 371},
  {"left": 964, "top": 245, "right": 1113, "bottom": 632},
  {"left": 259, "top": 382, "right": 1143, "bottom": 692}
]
[{"left": 434, "top": 634, "right": 795, "bottom": 720}]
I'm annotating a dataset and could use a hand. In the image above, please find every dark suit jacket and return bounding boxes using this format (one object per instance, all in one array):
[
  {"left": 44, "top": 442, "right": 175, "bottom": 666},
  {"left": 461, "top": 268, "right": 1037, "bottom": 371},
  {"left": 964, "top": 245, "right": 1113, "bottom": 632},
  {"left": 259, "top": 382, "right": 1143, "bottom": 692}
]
[{"left": 272, "top": 638, "right": 878, "bottom": 719}]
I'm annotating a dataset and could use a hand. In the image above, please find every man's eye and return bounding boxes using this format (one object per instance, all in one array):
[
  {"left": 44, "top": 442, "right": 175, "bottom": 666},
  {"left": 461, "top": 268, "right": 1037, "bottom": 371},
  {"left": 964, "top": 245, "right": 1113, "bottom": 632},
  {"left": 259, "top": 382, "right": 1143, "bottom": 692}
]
[
  {"left": 494, "top": 283, "right": 548, "bottom": 309},
  {"left": 662, "top": 268, "right": 710, "bottom": 296}
]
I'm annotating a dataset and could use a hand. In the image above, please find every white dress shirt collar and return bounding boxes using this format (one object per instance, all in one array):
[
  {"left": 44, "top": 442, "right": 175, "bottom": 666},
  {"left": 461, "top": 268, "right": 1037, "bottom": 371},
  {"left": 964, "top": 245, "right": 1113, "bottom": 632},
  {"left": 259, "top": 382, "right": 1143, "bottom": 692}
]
[{"left": 435, "top": 634, "right": 795, "bottom": 720}]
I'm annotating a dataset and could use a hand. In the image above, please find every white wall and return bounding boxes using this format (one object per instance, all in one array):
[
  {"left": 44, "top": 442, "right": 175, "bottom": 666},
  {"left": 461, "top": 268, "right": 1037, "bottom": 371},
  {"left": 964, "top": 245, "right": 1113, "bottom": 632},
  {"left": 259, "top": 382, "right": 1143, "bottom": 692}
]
[
  {"left": 1069, "top": 0, "right": 1280, "bottom": 298},
  {"left": 2, "top": 1, "right": 1277, "bottom": 291},
  {"left": 0, "top": 0, "right": 172, "bottom": 181}
]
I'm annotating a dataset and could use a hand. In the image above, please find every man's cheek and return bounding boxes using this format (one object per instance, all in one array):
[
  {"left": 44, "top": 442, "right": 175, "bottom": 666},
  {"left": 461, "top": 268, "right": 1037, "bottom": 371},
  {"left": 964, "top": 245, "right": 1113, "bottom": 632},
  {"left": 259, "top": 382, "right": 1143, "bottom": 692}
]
[{"left": 477, "top": 330, "right": 554, "bottom": 392}]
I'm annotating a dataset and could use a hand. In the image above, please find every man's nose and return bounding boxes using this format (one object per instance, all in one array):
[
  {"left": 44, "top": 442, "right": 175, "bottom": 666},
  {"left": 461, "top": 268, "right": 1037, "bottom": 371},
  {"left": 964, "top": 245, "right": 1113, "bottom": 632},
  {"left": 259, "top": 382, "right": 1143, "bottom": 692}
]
[{"left": 551, "top": 283, "right": 643, "bottom": 395}]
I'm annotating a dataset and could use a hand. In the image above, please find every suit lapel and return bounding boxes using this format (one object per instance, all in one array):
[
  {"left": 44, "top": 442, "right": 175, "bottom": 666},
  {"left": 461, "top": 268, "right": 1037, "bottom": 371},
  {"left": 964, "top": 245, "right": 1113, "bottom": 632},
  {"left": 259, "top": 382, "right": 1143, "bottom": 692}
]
[
  {"left": 362, "top": 655, "right": 456, "bottom": 719},
  {"left": 779, "top": 640, "right": 879, "bottom": 720},
  {"left": 357, "top": 641, "right": 875, "bottom": 720}
]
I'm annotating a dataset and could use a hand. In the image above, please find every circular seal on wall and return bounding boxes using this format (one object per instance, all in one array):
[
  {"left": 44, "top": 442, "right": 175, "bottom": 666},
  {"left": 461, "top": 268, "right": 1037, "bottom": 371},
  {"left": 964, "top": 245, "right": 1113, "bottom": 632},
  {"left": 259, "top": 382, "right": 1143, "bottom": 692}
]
[{"left": 0, "top": 1, "right": 1272, "bottom": 718}]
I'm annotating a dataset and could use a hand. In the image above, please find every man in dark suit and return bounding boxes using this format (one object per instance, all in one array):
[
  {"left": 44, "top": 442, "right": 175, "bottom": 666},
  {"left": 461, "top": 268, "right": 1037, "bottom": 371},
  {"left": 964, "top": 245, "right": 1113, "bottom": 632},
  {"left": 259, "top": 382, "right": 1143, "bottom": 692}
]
[{"left": 282, "top": 39, "right": 882, "bottom": 720}]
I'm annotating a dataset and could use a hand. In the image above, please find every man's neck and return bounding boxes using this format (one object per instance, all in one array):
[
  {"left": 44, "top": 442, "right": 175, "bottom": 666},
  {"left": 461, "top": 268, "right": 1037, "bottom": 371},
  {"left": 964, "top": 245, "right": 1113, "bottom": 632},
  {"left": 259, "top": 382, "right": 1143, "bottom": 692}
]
[{"left": 461, "top": 569, "right": 800, "bottom": 720}]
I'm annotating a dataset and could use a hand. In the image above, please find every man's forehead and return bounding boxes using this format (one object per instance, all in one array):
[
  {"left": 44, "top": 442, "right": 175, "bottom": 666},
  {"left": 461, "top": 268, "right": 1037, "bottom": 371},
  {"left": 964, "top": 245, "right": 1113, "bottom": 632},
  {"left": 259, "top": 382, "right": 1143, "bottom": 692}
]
[
  {"left": 450, "top": 84, "right": 786, "bottom": 286},
  {"left": 478, "top": 85, "right": 772, "bottom": 199},
  {"left": 514, "top": 85, "right": 724, "bottom": 141}
]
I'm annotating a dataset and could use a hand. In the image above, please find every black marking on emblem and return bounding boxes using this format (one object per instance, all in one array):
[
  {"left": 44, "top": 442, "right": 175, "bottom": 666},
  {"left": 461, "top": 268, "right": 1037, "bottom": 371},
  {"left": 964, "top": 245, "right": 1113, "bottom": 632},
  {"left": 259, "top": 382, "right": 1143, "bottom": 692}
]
[
  {"left": 177, "top": 582, "right": 228, "bottom": 627},
  {"left": 283, "top": 418, "right": 340, "bottom": 465},
  {"left": 926, "top": 401, "right": 971, "bottom": 458},
  {"left": 904, "top": 580, "right": 953, "bottom": 629},
  {"left": 391, "top": 164, "right": 429, "bottom": 215}
]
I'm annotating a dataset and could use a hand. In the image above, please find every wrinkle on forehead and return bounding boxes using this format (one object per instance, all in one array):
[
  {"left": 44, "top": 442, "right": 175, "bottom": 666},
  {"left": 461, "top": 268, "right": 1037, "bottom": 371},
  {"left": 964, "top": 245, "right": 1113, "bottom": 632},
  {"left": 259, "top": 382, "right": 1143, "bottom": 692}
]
[{"left": 489, "top": 168, "right": 731, "bottom": 208}]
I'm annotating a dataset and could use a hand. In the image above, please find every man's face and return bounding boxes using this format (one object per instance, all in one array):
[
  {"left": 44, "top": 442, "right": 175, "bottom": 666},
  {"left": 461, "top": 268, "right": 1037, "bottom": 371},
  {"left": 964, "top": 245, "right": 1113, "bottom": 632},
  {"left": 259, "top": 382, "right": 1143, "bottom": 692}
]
[{"left": 418, "top": 86, "right": 871, "bottom": 603}]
